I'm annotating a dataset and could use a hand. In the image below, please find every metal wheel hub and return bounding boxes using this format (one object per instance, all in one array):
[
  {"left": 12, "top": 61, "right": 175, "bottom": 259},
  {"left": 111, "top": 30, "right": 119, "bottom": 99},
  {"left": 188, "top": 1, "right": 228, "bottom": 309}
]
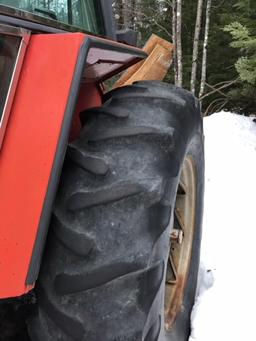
[{"left": 164, "top": 156, "right": 197, "bottom": 330}]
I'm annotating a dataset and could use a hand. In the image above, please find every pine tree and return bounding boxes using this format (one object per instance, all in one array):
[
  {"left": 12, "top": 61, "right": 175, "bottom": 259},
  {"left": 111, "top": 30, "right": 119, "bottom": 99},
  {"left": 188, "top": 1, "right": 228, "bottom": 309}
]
[{"left": 224, "top": 22, "right": 256, "bottom": 85}]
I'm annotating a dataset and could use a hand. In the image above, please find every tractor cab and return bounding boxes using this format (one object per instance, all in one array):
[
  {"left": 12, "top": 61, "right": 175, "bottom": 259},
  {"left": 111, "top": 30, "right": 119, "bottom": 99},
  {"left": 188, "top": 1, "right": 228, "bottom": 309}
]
[
  {"left": 0, "top": 0, "right": 112, "bottom": 36},
  {"left": 0, "top": 0, "right": 104, "bottom": 34},
  {"left": 0, "top": 0, "right": 115, "bottom": 149},
  {"left": 0, "top": 0, "right": 145, "bottom": 148}
]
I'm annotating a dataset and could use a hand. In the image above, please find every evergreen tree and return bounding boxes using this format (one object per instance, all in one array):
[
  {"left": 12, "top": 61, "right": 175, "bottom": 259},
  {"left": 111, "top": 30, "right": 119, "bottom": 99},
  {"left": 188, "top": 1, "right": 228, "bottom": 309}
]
[
  {"left": 224, "top": 23, "right": 256, "bottom": 85},
  {"left": 112, "top": 0, "right": 256, "bottom": 115},
  {"left": 223, "top": 22, "right": 256, "bottom": 114}
]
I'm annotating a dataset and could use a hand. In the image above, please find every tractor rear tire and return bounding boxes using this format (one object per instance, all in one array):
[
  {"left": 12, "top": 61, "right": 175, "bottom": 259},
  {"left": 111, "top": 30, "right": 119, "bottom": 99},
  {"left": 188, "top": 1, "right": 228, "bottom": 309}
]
[{"left": 28, "top": 81, "right": 204, "bottom": 341}]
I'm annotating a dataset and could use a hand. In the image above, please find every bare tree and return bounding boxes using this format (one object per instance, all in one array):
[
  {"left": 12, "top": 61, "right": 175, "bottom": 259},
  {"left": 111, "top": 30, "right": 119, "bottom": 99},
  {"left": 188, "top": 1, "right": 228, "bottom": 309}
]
[
  {"left": 199, "top": 0, "right": 212, "bottom": 98},
  {"left": 123, "top": 1, "right": 131, "bottom": 28},
  {"left": 113, "top": 0, "right": 124, "bottom": 29},
  {"left": 176, "top": 0, "right": 183, "bottom": 87},
  {"left": 123, "top": 0, "right": 137, "bottom": 29},
  {"left": 172, "top": 0, "right": 178, "bottom": 85},
  {"left": 190, "top": 0, "right": 204, "bottom": 95}
]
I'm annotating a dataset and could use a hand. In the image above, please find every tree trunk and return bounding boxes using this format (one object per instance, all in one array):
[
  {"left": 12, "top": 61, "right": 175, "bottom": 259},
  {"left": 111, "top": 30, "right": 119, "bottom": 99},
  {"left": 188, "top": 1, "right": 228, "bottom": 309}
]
[
  {"left": 131, "top": 0, "right": 136, "bottom": 29},
  {"left": 199, "top": 0, "right": 212, "bottom": 99},
  {"left": 176, "top": 0, "right": 183, "bottom": 87},
  {"left": 113, "top": 0, "right": 124, "bottom": 29},
  {"left": 172, "top": 0, "right": 178, "bottom": 85},
  {"left": 123, "top": 0, "right": 135, "bottom": 29},
  {"left": 190, "top": 0, "right": 204, "bottom": 95}
]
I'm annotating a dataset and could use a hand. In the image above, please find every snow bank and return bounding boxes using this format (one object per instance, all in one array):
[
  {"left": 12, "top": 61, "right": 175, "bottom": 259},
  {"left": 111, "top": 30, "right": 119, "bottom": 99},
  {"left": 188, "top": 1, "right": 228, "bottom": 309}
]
[{"left": 189, "top": 112, "right": 256, "bottom": 341}]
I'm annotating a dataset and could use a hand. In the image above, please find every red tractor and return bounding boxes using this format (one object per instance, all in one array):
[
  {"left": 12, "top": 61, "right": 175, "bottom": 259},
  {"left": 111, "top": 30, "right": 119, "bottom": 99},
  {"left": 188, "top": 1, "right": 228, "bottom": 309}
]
[{"left": 0, "top": 1, "right": 204, "bottom": 340}]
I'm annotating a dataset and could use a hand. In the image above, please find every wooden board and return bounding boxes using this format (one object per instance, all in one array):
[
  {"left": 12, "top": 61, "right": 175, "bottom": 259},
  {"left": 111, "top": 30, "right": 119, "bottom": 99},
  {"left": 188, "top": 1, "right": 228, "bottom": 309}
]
[{"left": 114, "top": 34, "right": 174, "bottom": 88}]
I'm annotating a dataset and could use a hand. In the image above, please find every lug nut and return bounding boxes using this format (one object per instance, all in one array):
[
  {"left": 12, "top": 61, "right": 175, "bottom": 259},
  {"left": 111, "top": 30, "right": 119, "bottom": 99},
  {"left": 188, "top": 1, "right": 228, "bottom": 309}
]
[{"left": 170, "top": 229, "right": 184, "bottom": 244}]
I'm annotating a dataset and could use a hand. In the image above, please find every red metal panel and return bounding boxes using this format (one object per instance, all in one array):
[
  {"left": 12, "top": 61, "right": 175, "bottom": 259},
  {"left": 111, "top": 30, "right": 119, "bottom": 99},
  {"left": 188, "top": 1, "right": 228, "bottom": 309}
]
[
  {"left": 0, "top": 30, "right": 145, "bottom": 299},
  {"left": 0, "top": 33, "right": 86, "bottom": 298}
]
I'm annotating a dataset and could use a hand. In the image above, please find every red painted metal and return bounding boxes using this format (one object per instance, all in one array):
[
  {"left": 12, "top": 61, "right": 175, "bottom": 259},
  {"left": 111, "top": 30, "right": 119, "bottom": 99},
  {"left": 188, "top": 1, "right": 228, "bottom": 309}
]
[
  {"left": 0, "top": 30, "right": 145, "bottom": 298},
  {"left": 0, "top": 33, "right": 85, "bottom": 298},
  {"left": 0, "top": 29, "right": 146, "bottom": 298}
]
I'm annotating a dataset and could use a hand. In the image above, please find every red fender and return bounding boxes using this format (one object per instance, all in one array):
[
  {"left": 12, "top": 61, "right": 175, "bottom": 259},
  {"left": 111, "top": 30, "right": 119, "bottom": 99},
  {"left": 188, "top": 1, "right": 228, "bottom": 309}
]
[{"left": 0, "top": 32, "right": 145, "bottom": 298}]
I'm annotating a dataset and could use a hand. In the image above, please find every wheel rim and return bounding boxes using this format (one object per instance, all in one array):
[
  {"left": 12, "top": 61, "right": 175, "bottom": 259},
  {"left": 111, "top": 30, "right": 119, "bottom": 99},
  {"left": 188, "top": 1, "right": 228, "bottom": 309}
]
[{"left": 164, "top": 155, "right": 197, "bottom": 330}]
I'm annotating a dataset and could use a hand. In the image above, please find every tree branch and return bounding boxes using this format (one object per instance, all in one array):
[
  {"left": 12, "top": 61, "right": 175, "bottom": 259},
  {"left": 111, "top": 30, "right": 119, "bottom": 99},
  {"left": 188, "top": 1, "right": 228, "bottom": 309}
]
[
  {"left": 204, "top": 98, "right": 227, "bottom": 116},
  {"left": 205, "top": 82, "right": 228, "bottom": 98},
  {"left": 200, "top": 77, "right": 240, "bottom": 100}
]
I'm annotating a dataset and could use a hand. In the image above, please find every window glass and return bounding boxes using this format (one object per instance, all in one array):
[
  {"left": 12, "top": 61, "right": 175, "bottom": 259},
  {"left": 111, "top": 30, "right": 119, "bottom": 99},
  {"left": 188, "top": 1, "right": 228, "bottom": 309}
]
[
  {"left": 0, "top": 0, "right": 105, "bottom": 35},
  {"left": 0, "top": 34, "right": 21, "bottom": 124}
]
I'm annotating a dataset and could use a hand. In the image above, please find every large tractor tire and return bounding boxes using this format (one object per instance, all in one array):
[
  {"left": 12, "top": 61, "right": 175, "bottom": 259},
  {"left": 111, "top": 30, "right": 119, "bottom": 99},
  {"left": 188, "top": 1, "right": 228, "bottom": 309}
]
[{"left": 28, "top": 81, "right": 204, "bottom": 341}]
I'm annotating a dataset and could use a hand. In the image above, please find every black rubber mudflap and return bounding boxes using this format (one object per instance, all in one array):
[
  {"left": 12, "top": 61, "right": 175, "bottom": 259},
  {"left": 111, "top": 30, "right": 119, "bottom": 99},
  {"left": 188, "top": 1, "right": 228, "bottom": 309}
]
[{"left": 28, "top": 81, "right": 204, "bottom": 341}]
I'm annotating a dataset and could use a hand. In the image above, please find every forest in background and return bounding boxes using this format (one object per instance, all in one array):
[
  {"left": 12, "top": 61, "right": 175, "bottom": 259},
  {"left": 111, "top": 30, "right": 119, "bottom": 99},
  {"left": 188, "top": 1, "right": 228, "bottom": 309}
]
[{"left": 112, "top": 0, "right": 256, "bottom": 116}]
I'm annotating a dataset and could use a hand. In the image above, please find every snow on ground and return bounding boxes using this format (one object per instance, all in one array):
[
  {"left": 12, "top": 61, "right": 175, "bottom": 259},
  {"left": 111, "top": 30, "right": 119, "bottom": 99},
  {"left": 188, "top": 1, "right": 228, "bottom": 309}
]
[{"left": 189, "top": 112, "right": 256, "bottom": 341}]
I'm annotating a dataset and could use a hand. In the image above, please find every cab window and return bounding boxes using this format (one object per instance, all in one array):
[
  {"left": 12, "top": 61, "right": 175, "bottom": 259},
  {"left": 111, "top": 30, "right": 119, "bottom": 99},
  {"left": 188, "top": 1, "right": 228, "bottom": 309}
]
[
  {"left": 0, "top": 33, "right": 21, "bottom": 123},
  {"left": 0, "top": 0, "right": 105, "bottom": 34}
]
